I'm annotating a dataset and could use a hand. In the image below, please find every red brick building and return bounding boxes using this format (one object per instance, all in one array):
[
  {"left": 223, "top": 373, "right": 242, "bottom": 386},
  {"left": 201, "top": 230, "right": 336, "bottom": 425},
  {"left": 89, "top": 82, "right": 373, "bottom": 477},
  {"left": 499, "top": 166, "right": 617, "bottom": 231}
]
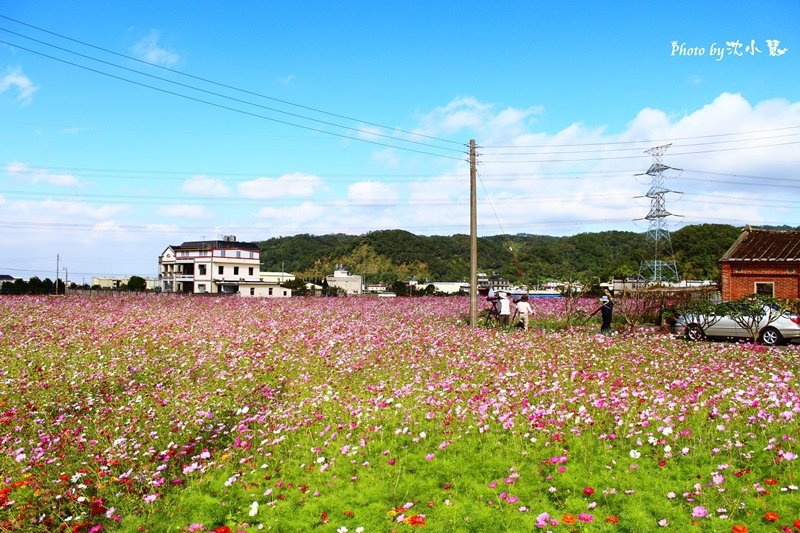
[{"left": 720, "top": 226, "right": 800, "bottom": 301}]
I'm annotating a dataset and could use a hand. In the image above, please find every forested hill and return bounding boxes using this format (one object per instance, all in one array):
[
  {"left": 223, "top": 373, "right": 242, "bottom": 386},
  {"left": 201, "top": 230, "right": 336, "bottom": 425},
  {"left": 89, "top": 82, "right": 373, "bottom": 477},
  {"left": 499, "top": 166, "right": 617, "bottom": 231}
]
[{"left": 257, "top": 224, "right": 744, "bottom": 285}]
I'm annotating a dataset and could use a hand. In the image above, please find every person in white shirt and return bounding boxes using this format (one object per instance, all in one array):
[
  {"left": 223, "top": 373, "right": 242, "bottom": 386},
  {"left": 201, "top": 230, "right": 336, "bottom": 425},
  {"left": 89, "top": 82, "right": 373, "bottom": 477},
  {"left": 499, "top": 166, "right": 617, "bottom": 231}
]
[
  {"left": 498, "top": 292, "right": 511, "bottom": 326},
  {"left": 515, "top": 294, "right": 533, "bottom": 330}
]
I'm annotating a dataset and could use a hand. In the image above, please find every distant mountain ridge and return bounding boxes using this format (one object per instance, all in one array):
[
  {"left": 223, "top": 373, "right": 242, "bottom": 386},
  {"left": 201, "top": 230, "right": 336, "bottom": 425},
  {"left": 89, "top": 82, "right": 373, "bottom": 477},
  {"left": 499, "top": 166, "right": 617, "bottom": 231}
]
[{"left": 257, "top": 224, "right": 745, "bottom": 285}]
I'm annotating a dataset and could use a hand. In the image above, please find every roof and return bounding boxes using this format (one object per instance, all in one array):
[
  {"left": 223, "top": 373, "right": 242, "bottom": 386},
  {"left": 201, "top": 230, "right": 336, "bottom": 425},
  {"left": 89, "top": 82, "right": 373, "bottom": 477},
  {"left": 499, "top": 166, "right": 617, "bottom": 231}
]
[
  {"left": 175, "top": 239, "right": 260, "bottom": 252},
  {"left": 0, "top": 274, "right": 15, "bottom": 281},
  {"left": 720, "top": 226, "right": 800, "bottom": 262}
]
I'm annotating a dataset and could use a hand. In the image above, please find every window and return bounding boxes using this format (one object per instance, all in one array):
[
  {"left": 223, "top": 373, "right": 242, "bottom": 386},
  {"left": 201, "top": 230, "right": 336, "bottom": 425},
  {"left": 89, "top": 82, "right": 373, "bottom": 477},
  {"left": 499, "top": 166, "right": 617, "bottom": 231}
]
[
  {"left": 250, "top": 287, "right": 255, "bottom": 296},
  {"left": 755, "top": 282, "right": 774, "bottom": 297},
  {"left": 236, "top": 251, "right": 241, "bottom": 258},
  {"left": 198, "top": 265, "right": 207, "bottom": 275},
  {"left": 234, "top": 266, "right": 239, "bottom": 275},
  {"left": 218, "top": 266, "right": 224, "bottom": 275},
  {"left": 269, "top": 287, "right": 273, "bottom": 296},
  {"left": 197, "top": 284, "right": 206, "bottom": 293},
  {"left": 248, "top": 267, "right": 254, "bottom": 276}
]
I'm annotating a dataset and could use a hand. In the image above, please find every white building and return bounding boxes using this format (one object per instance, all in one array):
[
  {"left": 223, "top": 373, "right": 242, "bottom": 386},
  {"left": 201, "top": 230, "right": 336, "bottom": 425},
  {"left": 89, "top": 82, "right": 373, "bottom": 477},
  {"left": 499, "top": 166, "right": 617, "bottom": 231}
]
[
  {"left": 90, "top": 276, "right": 159, "bottom": 290},
  {"left": 158, "top": 236, "right": 291, "bottom": 298},
  {"left": 260, "top": 271, "right": 295, "bottom": 284},
  {"left": 425, "top": 281, "right": 470, "bottom": 294},
  {"left": 325, "top": 266, "right": 363, "bottom": 295}
]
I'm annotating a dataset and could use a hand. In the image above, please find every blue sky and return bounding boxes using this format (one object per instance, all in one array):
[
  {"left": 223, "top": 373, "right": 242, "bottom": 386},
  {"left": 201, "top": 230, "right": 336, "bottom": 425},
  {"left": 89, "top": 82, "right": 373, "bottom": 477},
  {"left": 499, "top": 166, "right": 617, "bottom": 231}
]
[{"left": 1, "top": 1, "right": 799, "bottom": 280}]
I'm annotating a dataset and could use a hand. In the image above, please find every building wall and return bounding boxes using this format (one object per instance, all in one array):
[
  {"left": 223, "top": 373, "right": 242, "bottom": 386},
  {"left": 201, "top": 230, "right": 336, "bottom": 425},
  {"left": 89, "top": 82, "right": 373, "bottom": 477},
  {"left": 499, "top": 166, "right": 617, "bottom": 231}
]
[
  {"left": 238, "top": 283, "right": 292, "bottom": 298},
  {"left": 721, "top": 261, "right": 800, "bottom": 300},
  {"left": 326, "top": 271, "right": 363, "bottom": 295}
]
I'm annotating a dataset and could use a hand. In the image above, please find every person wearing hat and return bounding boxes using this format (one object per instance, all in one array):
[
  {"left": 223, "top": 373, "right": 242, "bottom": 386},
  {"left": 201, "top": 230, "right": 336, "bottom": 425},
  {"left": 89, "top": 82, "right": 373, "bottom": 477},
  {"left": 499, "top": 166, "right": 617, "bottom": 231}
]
[
  {"left": 598, "top": 292, "right": 614, "bottom": 334},
  {"left": 514, "top": 294, "right": 533, "bottom": 330},
  {"left": 497, "top": 292, "right": 511, "bottom": 326}
]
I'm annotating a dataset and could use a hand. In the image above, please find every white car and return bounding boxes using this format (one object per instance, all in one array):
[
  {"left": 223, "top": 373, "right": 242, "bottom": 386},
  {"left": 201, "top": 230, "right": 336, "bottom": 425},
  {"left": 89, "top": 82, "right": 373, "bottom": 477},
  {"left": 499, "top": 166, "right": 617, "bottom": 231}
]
[{"left": 676, "top": 305, "right": 800, "bottom": 346}]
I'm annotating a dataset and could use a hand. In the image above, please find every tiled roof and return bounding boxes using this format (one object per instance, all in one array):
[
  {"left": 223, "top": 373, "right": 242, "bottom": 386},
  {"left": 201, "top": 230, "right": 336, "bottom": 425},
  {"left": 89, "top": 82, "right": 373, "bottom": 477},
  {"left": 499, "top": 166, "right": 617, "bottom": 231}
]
[{"left": 721, "top": 227, "right": 800, "bottom": 262}]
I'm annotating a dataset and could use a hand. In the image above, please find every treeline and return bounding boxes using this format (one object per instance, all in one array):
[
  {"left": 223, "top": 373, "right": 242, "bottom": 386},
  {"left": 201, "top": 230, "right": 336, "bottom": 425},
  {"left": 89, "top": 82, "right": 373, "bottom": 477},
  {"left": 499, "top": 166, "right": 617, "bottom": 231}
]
[
  {"left": 1, "top": 276, "right": 66, "bottom": 295},
  {"left": 1, "top": 275, "right": 148, "bottom": 295},
  {"left": 258, "top": 224, "right": 745, "bottom": 285}
]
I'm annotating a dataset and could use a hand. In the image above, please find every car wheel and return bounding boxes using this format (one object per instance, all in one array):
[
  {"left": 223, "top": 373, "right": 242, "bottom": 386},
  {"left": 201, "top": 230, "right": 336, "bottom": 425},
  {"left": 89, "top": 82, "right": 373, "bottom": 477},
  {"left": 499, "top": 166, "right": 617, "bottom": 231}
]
[
  {"left": 685, "top": 324, "right": 705, "bottom": 341},
  {"left": 760, "top": 327, "right": 783, "bottom": 346}
]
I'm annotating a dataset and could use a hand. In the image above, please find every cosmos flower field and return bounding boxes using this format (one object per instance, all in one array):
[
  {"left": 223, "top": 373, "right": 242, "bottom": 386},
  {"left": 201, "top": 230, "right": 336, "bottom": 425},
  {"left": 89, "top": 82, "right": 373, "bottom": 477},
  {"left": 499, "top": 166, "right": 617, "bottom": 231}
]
[{"left": 1, "top": 294, "right": 799, "bottom": 532}]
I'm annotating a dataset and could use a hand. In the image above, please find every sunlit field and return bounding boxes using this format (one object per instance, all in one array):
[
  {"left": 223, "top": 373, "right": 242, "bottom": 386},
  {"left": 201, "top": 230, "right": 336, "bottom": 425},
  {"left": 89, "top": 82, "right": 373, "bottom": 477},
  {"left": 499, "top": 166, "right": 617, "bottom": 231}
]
[{"left": 1, "top": 294, "right": 798, "bottom": 532}]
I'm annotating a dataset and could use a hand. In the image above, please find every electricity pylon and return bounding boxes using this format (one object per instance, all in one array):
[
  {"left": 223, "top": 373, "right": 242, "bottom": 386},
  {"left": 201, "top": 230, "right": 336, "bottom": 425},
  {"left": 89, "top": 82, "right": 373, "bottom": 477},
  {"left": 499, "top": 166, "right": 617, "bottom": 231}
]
[{"left": 636, "top": 143, "right": 680, "bottom": 283}]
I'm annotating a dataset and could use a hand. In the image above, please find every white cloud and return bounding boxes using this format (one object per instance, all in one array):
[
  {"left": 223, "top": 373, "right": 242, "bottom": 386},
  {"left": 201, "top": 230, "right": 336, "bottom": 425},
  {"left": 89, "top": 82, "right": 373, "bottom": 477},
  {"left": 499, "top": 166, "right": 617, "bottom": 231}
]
[
  {"left": 5, "top": 162, "right": 80, "bottom": 186},
  {"left": 182, "top": 175, "right": 231, "bottom": 197},
  {"left": 132, "top": 30, "right": 180, "bottom": 67},
  {"left": 371, "top": 148, "right": 401, "bottom": 168},
  {"left": 156, "top": 204, "right": 208, "bottom": 218},
  {"left": 0, "top": 67, "right": 37, "bottom": 104},
  {"left": 347, "top": 181, "right": 400, "bottom": 204},
  {"left": 238, "top": 173, "right": 322, "bottom": 199},
  {"left": 387, "top": 92, "right": 800, "bottom": 235},
  {"left": 146, "top": 223, "right": 180, "bottom": 233},
  {"left": 255, "top": 201, "right": 323, "bottom": 227},
  {"left": 414, "top": 96, "right": 542, "bottom": 139},
  {"left": 92, "top": 220, "right": 124, "bottom": 233}
]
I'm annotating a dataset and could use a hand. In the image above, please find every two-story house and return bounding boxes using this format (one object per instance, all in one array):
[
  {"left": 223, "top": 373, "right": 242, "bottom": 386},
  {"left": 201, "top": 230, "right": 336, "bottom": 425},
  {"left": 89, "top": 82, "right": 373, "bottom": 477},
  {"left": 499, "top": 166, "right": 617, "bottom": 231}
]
[{"left": 159, "top": 235, "right": 291, "bottom": 297}]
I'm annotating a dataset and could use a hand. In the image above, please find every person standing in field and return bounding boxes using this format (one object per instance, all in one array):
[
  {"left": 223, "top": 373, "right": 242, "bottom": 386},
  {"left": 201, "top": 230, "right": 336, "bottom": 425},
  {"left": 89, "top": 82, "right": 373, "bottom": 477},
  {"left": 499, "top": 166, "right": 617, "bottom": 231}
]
[
  {"left": 515, "top": 294, "right": 533, "bottom": 330},
  {"left": 598, "top": 293, "right": 614, "bottom": 334},
  {"left": 497, "top": 292, "right": 511, "bottom": 327}
]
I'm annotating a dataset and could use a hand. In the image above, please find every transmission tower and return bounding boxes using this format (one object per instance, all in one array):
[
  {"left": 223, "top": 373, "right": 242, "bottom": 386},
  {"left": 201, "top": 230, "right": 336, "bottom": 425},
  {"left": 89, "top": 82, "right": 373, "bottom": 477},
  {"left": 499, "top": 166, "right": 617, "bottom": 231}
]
[{"left": 636, "top": 143, "right": 680, "bottom": 283}]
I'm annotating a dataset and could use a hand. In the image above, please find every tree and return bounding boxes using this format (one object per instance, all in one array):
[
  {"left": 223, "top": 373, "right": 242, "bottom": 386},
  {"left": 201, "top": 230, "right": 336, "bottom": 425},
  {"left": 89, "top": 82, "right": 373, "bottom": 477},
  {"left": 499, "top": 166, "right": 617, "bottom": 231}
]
[
  {"left": 614, "top": 287, "right": 663, "bottom": 331},
  {"left": 717, "top": 294, "right": 787, "bottom": 344},
  {"left": 559, "top": 279, "right": 590, "bottom": 329},
  {"left": 672, "top": 289, "right": 723, "bottom": 339},
  {"left": 390, "top": 280, "right": 407, "bottom": 296},
  {"left": 281, "top": 278, "right": 308, "bottom": 296},
  {"left": 127, "top": 276, "right": 147, "bottom": 292}
]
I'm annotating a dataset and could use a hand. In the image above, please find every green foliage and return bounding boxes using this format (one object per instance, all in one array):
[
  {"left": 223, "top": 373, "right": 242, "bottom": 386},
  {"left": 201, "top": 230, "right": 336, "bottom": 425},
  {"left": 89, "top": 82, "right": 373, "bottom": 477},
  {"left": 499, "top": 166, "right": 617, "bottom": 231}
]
[
  {"left": 0, "top": 276, "right": 59, "bottom": 295},
  {"left": 390, "top": 280, "right": 407, "bottom": 296},
  {"left": 257, "top": 224, "right": 742, "bottom": 285},
  {"left": 671, "top": 224, "right": 741, "bottom": 281},
  {"left": 716, "top": 293, "right": 787, "bottom": 342},
  {"left": 280, "top": 277, "right": 309, "bottom": 296},
  {"left": 126, "top": 275, "right": 147, "bottom": 292}
]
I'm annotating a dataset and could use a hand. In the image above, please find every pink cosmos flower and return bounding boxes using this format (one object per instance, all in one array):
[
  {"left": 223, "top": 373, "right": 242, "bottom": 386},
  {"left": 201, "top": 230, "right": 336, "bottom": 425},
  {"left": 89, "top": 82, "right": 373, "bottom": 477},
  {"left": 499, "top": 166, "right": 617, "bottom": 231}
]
[{"left": 692, "top": 505, "right": 708, "bottom": 518}]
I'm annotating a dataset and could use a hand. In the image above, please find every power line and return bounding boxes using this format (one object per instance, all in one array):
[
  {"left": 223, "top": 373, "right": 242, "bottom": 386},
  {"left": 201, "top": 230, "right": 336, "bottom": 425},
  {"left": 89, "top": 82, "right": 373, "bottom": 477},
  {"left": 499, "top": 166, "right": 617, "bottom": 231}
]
[
  {"left": 0, "top": 14, "right": 464, "bottom": 148},
  {"left": 479, "top": 125, "right": 800, "bottom": 148},
  {"left": 0, "top": 28, "right": 465, "bottom": 156},
  {"left": 479, "top": 131, "right": 800, "bottom": 156},
  {"left": 6, "top": 160, "right": 796, "bottom": 186},
  {"left": 477, "top": 140, "right": 800, "bottom": 164},
  {"left": 0, "top": 38, "right": 466, "bottom": 161}
]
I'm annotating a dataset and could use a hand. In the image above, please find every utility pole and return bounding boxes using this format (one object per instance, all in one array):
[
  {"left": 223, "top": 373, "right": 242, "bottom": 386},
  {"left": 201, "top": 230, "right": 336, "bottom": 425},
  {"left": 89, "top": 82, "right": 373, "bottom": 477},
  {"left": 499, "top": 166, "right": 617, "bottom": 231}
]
[
  {"left": 469, "top": 139, "right": 478, "bottom": 327},
  {"left": 55, "top": 254, "right": 59, "bottom": 295}
]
